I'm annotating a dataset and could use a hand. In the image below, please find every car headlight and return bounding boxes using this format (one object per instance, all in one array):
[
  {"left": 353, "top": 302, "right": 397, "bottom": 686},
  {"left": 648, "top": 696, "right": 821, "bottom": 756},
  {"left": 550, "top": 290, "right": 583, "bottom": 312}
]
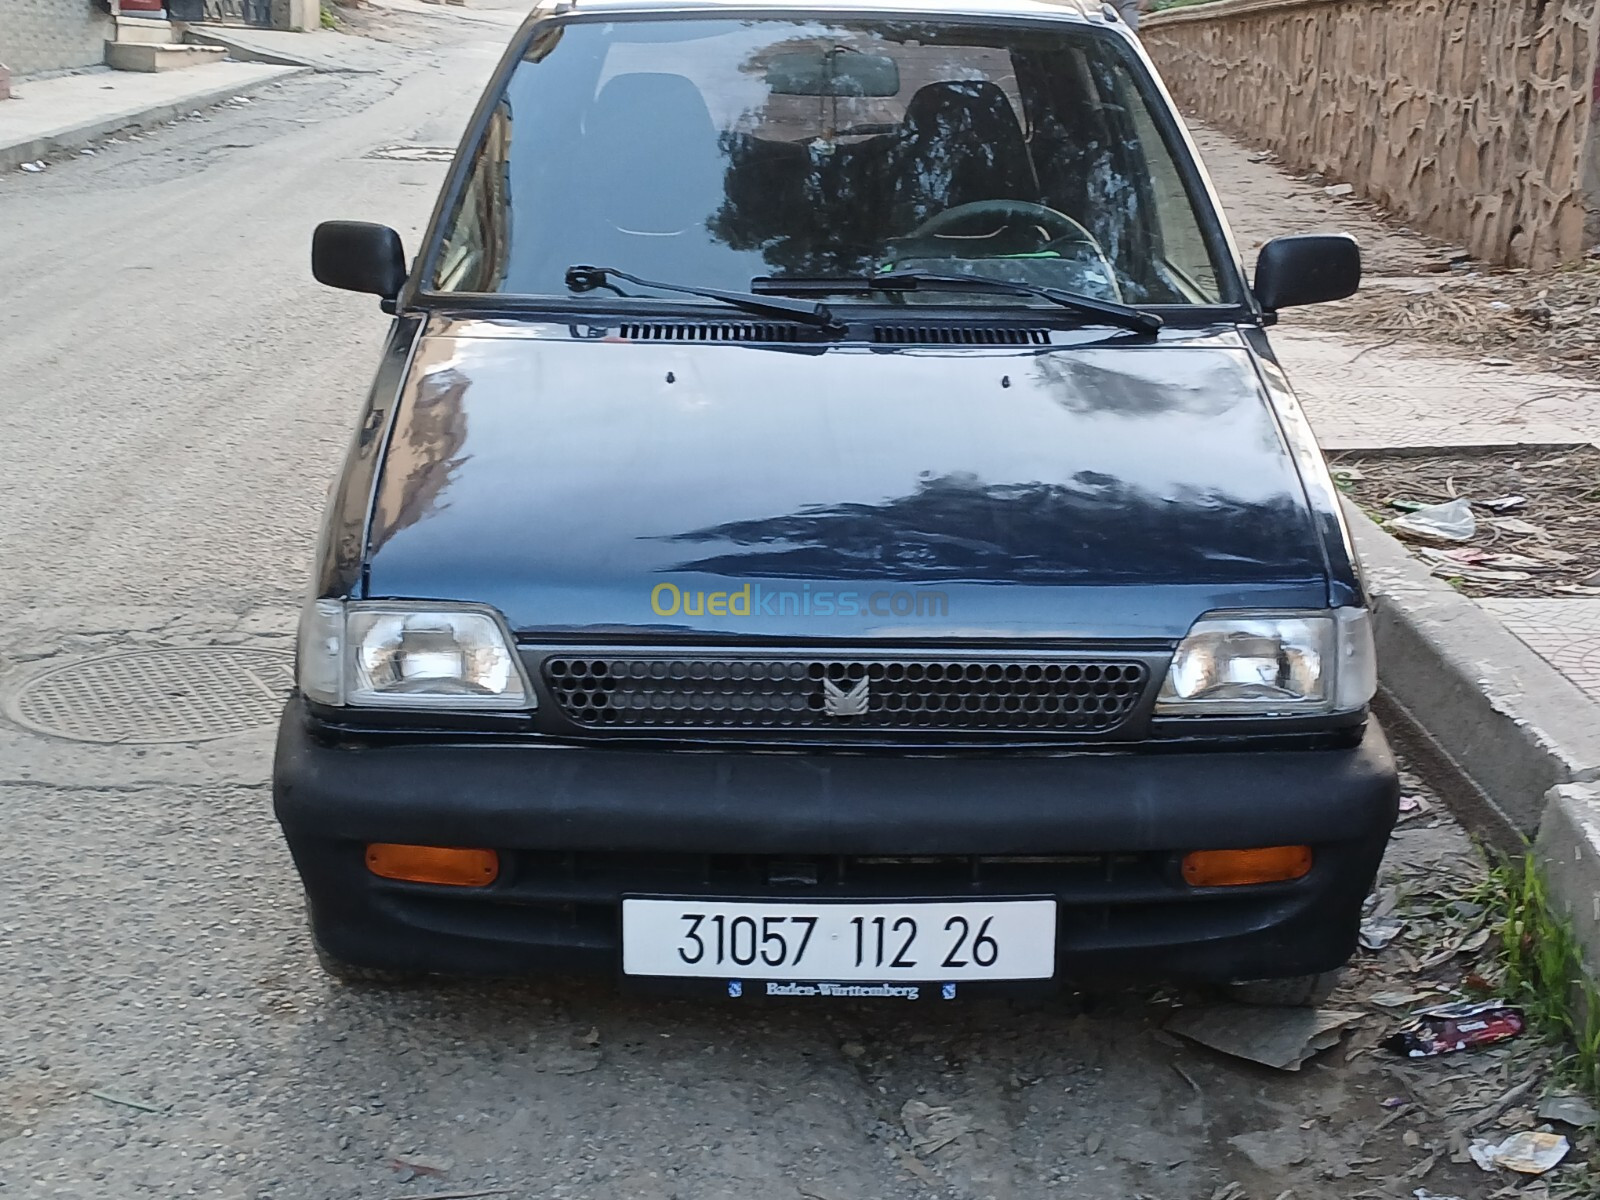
[
  {"left": 1156, "top": 608, "right": 1375, "bottom": 716},
  {"left": 296, "top": 600, "right": 532, "bottom": 710}
]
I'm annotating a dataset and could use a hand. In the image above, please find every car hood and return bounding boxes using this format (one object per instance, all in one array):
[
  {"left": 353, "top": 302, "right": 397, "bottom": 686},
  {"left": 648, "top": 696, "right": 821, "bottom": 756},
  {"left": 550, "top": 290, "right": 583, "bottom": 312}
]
[{"left": 364, "top": 320, "right": 1330, "bottom": 641}]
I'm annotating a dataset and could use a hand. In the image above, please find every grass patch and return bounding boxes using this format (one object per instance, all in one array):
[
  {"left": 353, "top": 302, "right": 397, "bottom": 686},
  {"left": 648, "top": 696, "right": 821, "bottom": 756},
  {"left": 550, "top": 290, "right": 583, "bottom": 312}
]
[
  {"left": 1478, "top": 852, "right": 1600, "bottom": 1100},
  {"left": 320, "top": 1, "right": 338, "bottom": 28}
]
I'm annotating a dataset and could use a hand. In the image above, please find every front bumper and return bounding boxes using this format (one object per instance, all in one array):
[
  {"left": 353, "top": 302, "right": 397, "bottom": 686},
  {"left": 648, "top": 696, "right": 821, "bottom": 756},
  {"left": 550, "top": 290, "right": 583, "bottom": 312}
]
[{"left": 273, "top": 700, "right": 1399, "bottom": 986}]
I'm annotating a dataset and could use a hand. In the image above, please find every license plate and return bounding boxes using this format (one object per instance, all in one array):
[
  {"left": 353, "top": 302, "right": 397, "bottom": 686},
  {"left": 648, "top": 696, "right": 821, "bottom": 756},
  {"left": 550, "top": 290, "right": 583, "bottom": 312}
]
[{"left": 621, "top": 898, "right": 1057, "bottom": 981}]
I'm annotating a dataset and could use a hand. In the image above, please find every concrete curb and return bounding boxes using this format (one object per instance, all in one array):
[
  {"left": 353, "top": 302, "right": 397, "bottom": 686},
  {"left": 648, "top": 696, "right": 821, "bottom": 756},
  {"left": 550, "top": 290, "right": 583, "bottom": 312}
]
[
  {"left": 0, "top": 65, "right": 304, "bottom": 174},
  {"left": 1535, "top": 783, "right": 1600, "bottom": 967},
  {"left": 1345, "top": 501, "right": 1600, "bottom": 845}
]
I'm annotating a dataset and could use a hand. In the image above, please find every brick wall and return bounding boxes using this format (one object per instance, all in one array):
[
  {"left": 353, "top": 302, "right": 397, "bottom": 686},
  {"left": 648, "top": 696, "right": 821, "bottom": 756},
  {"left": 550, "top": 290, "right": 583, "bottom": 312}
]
[
  {"left": 1142, "top": 0, "right": 1600, "bottom": 267},
  {"left": 0, "top": 0, "right": 114, "bottom": 78}
]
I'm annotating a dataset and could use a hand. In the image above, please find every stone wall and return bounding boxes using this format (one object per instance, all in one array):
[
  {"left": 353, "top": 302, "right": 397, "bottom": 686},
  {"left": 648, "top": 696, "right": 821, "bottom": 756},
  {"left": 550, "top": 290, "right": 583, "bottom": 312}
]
[
  {"left": 1142, "top": 0, "right": 1600, "bottom": 267},
  {"left": 0, "top": 0, "right": 113, "bottom": 77}
]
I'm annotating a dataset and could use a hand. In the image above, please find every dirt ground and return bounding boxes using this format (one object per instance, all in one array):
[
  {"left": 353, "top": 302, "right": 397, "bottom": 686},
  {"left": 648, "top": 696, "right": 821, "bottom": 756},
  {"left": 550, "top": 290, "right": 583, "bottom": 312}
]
[{"left": 1331, "top": 447, "right": 1600, "bottom": 599}]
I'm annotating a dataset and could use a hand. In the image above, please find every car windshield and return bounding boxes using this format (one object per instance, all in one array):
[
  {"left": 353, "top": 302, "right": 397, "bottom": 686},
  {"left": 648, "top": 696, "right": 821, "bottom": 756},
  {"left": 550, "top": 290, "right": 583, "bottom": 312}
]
[{"left": 431, "top": 15, "right": 1231, "bottom": 308}]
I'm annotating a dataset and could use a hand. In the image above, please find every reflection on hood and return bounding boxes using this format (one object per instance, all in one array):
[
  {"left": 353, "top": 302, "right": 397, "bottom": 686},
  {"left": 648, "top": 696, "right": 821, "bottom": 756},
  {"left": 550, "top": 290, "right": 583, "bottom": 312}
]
[
  {"left": 370, "top": 366, "right": 471, "bottom": 550},
  {"left": 659, "top": 471, "right": 1312, "bottom": 583},
  {"left": 1030, "top": 354, "right": 1243, "bottom": 419}
]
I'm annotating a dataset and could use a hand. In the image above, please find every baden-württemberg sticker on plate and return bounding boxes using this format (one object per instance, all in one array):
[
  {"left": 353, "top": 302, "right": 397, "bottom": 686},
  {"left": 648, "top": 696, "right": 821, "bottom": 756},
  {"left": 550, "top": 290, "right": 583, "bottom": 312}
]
[{"left": 621, "top": 898, "right": 1057, "bottom": 981}]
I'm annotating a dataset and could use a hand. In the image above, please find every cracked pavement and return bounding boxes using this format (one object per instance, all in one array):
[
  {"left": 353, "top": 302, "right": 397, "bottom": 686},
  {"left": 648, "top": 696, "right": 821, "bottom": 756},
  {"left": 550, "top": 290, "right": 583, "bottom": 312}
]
[{"left": 0, "top": 7, "right": 1570, "bottom": 1199}]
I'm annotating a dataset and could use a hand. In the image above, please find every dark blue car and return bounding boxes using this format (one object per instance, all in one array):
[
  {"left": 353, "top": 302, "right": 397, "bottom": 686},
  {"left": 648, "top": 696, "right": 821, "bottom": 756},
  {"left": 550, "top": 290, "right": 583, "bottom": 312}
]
[{"left": 274, "top": 0, "right": 1396, "bottom": 1005}]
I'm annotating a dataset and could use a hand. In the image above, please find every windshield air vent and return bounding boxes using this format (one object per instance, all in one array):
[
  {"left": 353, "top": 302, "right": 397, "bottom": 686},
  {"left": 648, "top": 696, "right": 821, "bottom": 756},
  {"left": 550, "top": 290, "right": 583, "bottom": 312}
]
[
  {"left": 618, "top": 322, "right": 803, "bottom": 343},
  {"left": 872, "top": 326, "right": 1051, "bottom": 346}
]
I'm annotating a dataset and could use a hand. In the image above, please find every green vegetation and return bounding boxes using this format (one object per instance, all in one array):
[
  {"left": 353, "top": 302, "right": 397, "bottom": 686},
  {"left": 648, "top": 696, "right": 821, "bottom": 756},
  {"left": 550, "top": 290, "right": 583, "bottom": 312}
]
[
  {"left": 1478, "top": 853, "right": 1600, "bottom": 1100},
  {"left": 320, "top": 1, "right": 338, "bottom": 29}
]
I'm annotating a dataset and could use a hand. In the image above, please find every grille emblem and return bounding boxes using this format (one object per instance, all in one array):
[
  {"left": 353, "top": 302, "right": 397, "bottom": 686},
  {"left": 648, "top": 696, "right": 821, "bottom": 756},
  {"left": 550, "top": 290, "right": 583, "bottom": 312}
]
[{"left": 821, "top": 677, "right": 871, "bottom": 717}]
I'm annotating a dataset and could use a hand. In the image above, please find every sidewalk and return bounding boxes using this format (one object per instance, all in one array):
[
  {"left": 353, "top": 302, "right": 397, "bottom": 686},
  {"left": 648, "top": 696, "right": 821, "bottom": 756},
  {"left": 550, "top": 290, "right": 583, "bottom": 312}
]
[
  {"left": 1276, "top": 329, "right": 1600, "bottom": 450},
  {"left": 0, "top": 62, "right": 301, "bottom": 173}
]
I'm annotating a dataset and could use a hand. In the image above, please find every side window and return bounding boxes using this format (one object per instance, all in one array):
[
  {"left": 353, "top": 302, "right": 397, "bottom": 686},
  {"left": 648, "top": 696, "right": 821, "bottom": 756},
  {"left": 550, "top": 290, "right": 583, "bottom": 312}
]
[
  {"left": 1121, "top": 92, "right": 1218, "bottom": 300},
  {"left": 434, "top": 105, "right": 511, "bottom": 293}
]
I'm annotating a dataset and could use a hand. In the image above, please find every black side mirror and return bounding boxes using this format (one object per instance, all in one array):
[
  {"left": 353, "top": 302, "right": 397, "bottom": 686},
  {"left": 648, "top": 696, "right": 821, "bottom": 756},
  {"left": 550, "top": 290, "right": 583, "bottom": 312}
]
[
  {"left": 1253, "top": 234, "right": 1361, "bottom": 313},
  {"left": 312, "top": 221, "right": 407, "bottom": 301}
]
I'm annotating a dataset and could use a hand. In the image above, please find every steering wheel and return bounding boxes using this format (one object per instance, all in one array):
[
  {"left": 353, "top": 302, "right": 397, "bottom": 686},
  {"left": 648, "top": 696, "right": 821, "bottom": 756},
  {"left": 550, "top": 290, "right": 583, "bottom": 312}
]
[
  {"left": 888, "top": 199, "right": 1122, "bottom": 301},
  {"left": 906, "top": 200, "right": 1101, "bottom": 253}
]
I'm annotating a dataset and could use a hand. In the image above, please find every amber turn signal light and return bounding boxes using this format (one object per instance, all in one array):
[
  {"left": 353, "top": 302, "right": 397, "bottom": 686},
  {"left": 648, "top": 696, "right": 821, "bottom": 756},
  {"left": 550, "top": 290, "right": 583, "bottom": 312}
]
[
  {"left": 365, "top": 843, "right": 499, "bottom": 887},
  {"left": 1181, "top": 845, "right": 1312, "bottom": 887}
]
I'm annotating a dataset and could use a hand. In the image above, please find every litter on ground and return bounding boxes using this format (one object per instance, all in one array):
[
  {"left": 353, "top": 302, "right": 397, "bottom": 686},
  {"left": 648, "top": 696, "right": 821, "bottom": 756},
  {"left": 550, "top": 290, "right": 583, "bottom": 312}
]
[
  {"left": 1467, "top": 1130, "right": 1569, "bottom": 1174},
  {"left": 1166, "top": 1005, "right": 1364, "bottom": 1071}
]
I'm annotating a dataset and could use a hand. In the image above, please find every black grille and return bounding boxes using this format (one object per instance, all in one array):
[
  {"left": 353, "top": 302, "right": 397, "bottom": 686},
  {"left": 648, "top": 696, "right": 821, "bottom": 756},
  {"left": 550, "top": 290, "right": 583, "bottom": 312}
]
[
  {"left": 872, "top": 326, "right": 1050, "bottom": 346},
  {"left": 540, "top": 654, "right": 1149, "bottom": 734},
  {"left": 617, "top": 322, "right": 804, "bottom": 343}
]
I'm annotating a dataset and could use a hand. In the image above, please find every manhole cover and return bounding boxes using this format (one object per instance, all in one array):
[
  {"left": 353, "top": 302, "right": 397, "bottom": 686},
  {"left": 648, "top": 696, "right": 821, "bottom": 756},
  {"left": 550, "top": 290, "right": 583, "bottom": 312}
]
[
  {"left": 5, "top": 648, "right": 294, "bottom": 744},
  {"left": 364, "top": 144, "right": 454, "bottom": 161}
]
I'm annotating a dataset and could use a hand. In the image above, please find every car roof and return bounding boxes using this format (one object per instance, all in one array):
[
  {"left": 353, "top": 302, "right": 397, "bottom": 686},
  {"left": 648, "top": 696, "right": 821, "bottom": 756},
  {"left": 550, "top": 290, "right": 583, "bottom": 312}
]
[{"left": 534, "top": 0, "right": 1110, "bottom": 28}]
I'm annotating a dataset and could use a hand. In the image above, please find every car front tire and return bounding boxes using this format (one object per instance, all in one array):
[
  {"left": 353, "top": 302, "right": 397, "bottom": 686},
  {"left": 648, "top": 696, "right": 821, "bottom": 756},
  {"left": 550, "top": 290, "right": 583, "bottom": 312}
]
[{"left": 1225, "top": 970, "right": 1341, "bottom": 1007}]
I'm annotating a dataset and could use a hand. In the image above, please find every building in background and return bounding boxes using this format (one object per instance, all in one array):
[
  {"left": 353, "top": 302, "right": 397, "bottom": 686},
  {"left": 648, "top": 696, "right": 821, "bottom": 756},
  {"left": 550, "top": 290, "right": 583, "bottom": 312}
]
[
  {"left": 1, "top": 0, "right": 314, "bottom": 85},
  {"left": 1, "top": 0, "right": 116, "bottom": 78}
]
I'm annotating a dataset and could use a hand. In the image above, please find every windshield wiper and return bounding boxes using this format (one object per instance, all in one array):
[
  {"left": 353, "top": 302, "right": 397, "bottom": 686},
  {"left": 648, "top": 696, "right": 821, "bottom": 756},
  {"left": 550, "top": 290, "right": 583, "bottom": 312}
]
[
  {"left": 751, "top": 271, "right": 1162, "bottom": 335},
  {"left": 566, "top": 266, "right": 844, "bottom": 333}
]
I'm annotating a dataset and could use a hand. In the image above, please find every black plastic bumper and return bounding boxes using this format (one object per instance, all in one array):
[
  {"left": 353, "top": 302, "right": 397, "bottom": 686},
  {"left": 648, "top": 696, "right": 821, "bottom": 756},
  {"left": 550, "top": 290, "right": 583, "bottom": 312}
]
[{"left": 274, "top": 700, "right": 1399, "bottom": 986}]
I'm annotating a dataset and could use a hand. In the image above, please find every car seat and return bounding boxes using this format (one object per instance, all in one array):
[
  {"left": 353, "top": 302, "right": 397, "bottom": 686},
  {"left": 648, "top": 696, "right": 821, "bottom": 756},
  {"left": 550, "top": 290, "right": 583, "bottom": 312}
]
[
  {"left": 569, "top": 72, "right": 729, "bottom": 274},
  {"left": 887, "top": 80, "right": 1040, "bottom": 230}
]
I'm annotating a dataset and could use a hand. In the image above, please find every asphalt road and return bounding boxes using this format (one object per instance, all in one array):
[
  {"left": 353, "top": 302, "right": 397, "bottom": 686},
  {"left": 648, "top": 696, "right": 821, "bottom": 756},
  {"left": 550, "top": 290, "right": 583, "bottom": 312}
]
[{"left": 0, "top": 9, "right": 1546, "bottom": 1199}]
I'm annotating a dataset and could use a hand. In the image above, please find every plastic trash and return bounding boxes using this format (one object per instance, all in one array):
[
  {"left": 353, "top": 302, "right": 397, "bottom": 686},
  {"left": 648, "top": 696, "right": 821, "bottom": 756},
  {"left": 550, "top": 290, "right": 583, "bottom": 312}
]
[
  {"left": 1382, "top": 999, "right": 1523, "bottom": 1057},
  {"left": 1480, "top": 495, "right": 1528, "bottom": 513},
  {"left": 1389, "top": 498, "right": 1477, "bottom": 543},
  {"left": 1359, "top": 916, "right": 1405, "bottom": 950},
  {"left": 1468, "top": 1130, "right": 1569, "bottom": 1174}
]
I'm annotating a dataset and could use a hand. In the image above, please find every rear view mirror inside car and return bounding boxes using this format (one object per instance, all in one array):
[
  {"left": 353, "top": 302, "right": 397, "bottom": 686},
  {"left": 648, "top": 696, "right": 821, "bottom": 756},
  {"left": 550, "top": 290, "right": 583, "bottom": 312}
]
[{"left": 766, "top": 49, "right": 900, "bottom": 97}]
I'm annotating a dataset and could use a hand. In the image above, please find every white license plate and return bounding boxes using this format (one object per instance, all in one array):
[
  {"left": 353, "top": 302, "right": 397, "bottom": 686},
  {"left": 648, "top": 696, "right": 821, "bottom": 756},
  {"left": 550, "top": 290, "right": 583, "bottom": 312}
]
[{"left": 621, "top": 898, "right": 1057, "bottom": 981}]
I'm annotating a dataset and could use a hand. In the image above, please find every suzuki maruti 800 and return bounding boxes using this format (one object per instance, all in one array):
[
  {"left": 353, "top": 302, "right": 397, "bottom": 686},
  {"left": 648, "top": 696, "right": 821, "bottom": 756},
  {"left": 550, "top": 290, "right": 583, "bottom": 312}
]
[{"left": 274, "top": 0, "right": 1397, "bottom": 1005}]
